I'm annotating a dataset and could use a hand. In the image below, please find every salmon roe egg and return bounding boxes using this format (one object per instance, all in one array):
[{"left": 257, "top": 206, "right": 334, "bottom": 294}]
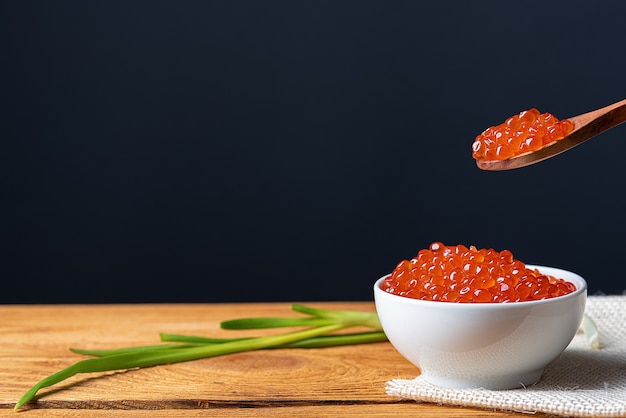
[
  {"left": 380, "top": 242, "right": 577, "bottom": 303},
  {"left": 472, "top": 109, "right": 574, "bottom": 161}
]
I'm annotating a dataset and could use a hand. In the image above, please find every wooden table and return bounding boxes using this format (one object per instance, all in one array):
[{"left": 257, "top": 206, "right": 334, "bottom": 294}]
[{"left": 0, "top": 302, "right": 550, "bottom": 417}]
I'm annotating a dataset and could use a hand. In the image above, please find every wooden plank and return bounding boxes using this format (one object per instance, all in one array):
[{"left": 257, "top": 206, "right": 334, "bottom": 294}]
[
  {"left": 0, "top": 404, "right": 535, "bottom": 417},
  {"left": 0, "top": 303, "right": 550, "bottom": 416}
]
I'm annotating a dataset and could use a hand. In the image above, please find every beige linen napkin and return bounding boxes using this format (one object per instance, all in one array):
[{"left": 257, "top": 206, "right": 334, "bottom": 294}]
[{"left": 386, "top": 295, "right": 626, "bottom": 417}]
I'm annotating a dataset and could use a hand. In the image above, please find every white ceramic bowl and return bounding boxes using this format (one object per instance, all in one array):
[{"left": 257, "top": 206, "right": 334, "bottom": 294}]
[{"left": 374, "top": 265, "right": 587, "bottom": 390}]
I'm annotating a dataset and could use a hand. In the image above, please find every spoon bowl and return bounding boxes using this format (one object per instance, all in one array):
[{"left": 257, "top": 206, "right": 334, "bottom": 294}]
[{"left": 477, "top": 98, "right": 626, "bottom": 171}]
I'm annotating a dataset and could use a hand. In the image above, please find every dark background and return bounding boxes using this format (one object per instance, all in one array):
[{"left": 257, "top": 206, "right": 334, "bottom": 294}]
[{"left": 2, "top": 1, "right": 625, "bottom": 304}]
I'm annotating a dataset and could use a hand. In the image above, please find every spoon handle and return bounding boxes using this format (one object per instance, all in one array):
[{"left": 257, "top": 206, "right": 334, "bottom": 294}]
[{"left": 568, "top": 98, "right": 626, "bottom": 135}]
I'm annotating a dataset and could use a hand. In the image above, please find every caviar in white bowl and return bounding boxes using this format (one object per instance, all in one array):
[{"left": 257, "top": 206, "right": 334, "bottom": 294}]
[{"left": 374, "top": 264, "right": 587, "bottom": 390}]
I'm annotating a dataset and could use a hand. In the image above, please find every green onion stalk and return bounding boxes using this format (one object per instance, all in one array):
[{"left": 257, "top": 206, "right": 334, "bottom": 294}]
[{"left": 14, "top": 305, "right": 386, "bottom": 409}]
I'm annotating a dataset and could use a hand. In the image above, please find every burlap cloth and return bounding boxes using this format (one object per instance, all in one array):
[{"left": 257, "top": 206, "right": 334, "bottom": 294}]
[{"left": 386, "top": 295, "right": 626, "bottom": 417}]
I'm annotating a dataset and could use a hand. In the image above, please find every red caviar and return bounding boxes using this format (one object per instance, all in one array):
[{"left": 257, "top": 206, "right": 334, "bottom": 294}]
[
  {"left": 472, "top": 109, "right": 574, "bottom": 161},
  {"left": 381, "top": 242, "right": 577, "bottom": 303}
]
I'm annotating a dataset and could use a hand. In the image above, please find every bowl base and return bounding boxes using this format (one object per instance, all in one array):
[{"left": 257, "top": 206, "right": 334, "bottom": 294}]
[{"left": 422, "top": 368, "right": 544, "bottom": 390}]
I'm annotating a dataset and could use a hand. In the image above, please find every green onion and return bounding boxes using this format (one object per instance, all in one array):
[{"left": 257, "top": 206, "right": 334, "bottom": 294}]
[
  {"left": 14, "top": 304, "right": 386, "bottom": 410},
  {"left": 161, "top": 331, "right": 387, "bottom": 348}
]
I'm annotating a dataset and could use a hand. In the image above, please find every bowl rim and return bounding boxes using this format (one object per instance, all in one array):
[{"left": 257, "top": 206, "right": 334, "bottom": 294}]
[{"left": 374, "top": 264, "right": 587, "bottom": 308}]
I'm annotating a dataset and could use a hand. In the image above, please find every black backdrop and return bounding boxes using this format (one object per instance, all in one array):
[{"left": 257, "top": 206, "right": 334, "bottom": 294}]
[{"left": 2, "top": 1, "right": 625, "bottom": 303}]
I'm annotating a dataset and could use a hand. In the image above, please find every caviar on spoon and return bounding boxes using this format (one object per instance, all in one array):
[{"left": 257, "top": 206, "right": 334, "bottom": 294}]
[{"left": 474, "top": 98, "right": 626, "bottom": 171}]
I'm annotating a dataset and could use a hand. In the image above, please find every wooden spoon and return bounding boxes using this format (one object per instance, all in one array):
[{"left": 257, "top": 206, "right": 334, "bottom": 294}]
[{"left": 476, "top": 98, "right": 626, "bottom": 171}]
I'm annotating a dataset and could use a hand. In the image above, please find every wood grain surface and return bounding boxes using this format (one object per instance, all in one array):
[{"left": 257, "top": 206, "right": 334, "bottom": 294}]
[{"left": 0, "top": 302, "right": 552, "bottom": 417}]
